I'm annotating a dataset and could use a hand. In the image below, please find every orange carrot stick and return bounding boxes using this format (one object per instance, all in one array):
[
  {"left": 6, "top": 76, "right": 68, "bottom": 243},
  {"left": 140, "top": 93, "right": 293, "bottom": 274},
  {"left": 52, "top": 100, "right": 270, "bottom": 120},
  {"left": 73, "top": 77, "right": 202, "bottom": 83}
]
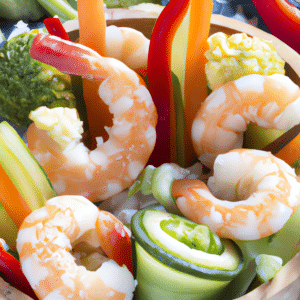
[
  {"left": 0, "top": 165, "right": 32, "bottom": 228},
  {"left": 275, "top": 134, "right": 300, "bottom": 166},
  {"left": 77, "top": 0, "right": 112, "bottom": 149},
  {"left": 184, "top": 0, "right": 213, "bottom": 165},
  {"left": 77, "top": 0, "right": 106, "bottom": 56}
]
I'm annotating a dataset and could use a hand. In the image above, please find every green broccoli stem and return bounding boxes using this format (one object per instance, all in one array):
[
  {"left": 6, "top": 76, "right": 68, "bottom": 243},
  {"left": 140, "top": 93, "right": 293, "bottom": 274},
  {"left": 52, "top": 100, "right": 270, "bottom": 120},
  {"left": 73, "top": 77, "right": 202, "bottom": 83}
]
[
  {"left": 222, "top": 203, "right": 300, "bottom": 298},
  {"left": 36, "top": 0, "right": 78, "bottom": 21}
]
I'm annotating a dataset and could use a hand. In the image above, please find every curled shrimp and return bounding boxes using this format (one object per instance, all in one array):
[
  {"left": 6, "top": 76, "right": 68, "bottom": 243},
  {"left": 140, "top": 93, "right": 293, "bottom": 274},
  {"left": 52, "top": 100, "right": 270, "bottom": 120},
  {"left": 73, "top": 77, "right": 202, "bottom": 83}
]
[
  {"left": 16, "top": 195, "right": 135, "bottom": 300},
  {"left": 105, "top": 25, "right": 149, "bottom": 73},
  {"left": 172, "top": 149, "right": 300, "bottom": 240},
  {"left": 27, "top": 33, "right": 157, "bottom": 201},
  {"left": 191, "top": 74, "right": 300, "bottom": 168}
]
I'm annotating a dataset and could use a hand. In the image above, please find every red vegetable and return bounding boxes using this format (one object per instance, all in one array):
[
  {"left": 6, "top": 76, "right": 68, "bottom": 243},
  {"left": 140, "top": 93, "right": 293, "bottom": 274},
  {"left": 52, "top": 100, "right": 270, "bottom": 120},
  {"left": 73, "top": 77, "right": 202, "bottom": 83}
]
[
  {"left": 96, "top": 213, "right": 133, "bottom": 274},
  {"left": 147, "top": 0, "right": 190, "bottom": 166},
  {"left": 252, "top": 0, "right": 300, "bottom": 54},
  {"left": 0, "top": 241, "right": 37, "bottom": 299},
  {"left": 43, "top": 17, "right": 71, "bottom": 41}
]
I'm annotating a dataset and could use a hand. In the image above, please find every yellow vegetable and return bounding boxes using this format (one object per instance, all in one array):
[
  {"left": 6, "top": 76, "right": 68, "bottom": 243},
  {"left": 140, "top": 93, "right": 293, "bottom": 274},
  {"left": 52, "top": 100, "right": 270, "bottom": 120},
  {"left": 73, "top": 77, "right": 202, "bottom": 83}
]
[{"left": 205, "top": 32, "right": 285, "bottom": 90}]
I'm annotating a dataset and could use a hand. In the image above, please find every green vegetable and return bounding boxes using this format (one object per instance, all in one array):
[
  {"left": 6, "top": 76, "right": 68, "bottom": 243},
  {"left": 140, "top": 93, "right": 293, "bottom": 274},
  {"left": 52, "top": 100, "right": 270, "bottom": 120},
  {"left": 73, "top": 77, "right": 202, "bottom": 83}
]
[
  {"left": 132, "top": 209, "right": 243, "bottom": 299},
  {"left": 255, "top": 254, "right": 282, "bottom": 284},
  {"left": 0, "top": 29, "right": 5, "bottom": 45},
  {"left": 36, "top": 0, "right": 78, "bottom": 22},
  {"left": 129, "top": 163, "right": 189, "bottom": 215},
  {"left": 0, "top": 121, "right": 57, "bottom": 249},
  {"left": 0, "top": 0, "right": 46, "bottom": 21},
  {"left": 222, "top": 203, "right": 300, "bottom": 298},
  {"left": 0, "top": 31, "right": 76, "bottom": 127},
  {"left": 104, "top": 0, "right": 161, "bottom": 8}
]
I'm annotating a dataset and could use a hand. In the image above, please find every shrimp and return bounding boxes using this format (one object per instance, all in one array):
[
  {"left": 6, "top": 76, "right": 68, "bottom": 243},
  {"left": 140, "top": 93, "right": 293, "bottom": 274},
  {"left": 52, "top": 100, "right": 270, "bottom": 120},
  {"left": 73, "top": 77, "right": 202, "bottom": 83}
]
[
  {"left": 191, "top": 74, "right": 300, "bottom": 168},
  {"left": 172, "top": 149, "right": 300, "bottom": 240},
  {"left": 16, "top": 195, "right": 135, "bottom": 300},
  {"left": 27, "top": 33, "right": 157, "bottom": 202},
  {"left": 105, "top": 25, "right": 149, "bottom": 73}
]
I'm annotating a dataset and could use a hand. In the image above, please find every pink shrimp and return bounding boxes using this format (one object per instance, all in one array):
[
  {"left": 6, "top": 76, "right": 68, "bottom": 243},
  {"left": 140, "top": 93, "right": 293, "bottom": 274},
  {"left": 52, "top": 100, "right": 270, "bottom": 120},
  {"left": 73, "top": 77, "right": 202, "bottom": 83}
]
[
  {"left": 172, "top": 149, "right": 300, "bottom": 240},
  {"left": 191, "top": 74, "right": 300, "bottom": 168},
  {"left": 105, "top": 25, "right": 150, "bottom": 73},
  {"left": 27, "top": 33, "right": 157, "bottom": 202},
  {"left": 16, "top": 195, "right": 135, "bottom": 300}
]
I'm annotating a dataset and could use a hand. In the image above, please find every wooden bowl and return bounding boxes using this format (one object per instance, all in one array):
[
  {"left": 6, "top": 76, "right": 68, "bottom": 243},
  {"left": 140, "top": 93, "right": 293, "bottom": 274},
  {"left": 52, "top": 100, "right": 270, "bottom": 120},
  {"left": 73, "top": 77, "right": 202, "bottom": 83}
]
[{"left": 63, "top": 13, "right": 300, "bottom": 86}]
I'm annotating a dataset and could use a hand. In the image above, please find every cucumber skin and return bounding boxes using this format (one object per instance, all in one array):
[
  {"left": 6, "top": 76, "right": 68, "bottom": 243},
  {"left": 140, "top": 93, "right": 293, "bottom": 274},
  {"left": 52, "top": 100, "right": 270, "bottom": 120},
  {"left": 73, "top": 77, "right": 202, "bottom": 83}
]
[
  {"left": 0, "top": 205, "right": 18, "bottom": 251},
  {"left": 134, "top": 242, "right": 230, "bottom": 300},
  {"left": 132, "top": 209, "right": 244, "bottom": 281}
]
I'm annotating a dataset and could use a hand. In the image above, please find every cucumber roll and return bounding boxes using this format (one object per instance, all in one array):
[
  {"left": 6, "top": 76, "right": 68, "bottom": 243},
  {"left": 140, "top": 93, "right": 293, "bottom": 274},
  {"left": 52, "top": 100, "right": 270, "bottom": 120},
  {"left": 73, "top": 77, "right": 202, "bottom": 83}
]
[{"left": 131, "top": 209, "right": 243, "bottom": 299}]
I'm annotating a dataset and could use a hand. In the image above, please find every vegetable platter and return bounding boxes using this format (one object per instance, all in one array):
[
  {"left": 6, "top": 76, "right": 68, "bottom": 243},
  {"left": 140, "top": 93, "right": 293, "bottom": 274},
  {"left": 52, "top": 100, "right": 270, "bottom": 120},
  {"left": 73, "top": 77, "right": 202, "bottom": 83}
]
[{"left": 1, "top": 0, "right": 300, "bottom": 299}]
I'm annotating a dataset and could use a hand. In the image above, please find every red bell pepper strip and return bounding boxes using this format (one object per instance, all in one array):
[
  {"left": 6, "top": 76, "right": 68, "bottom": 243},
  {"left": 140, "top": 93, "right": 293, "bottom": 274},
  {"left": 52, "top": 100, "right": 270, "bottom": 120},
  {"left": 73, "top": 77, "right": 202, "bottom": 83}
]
[
  {"left": 43, "top": 17, "right": 71, "bottom": 41},
  {"left": 252, "top": 0, "right": 300, "bottom": 54},
  {"left": 147, "top": 0, "right": 190, "bottom": 167},
  {"left": 0, "top": 240, "right": 37, "bottom": 299}
]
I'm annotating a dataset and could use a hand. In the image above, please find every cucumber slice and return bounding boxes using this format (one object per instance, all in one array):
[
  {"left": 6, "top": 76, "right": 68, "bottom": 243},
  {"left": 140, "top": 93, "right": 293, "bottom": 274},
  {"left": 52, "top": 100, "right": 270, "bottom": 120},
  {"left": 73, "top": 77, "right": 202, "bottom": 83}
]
[
  {"left": 132, "top": 209, "right": 243, "bottom": 299},
  {"left": 132, "top": 209, "right": 243, "bottom": 280},
  {"left": 0, "top": 121, "right": 56, "bottom": 210},
  {"left": 0, "top": 204, "right": 18, "bottom": 251}
]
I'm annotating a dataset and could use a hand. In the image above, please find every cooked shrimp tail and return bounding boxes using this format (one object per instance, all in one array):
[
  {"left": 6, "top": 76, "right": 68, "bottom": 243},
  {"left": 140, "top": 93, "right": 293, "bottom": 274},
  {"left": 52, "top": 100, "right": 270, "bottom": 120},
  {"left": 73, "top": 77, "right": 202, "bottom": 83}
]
[{"left": 27, "top": 33, "right": 157, "bottom": 201}]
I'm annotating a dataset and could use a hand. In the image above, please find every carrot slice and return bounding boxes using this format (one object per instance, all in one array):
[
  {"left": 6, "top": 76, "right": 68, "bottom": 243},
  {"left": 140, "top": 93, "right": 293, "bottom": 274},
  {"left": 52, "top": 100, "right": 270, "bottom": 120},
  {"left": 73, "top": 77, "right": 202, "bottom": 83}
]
[
  {"left": 77, "top": 0, "right": 111, "bottom": 149},
  {"left": 0, "top": 165, "right": 32, "bottom": 228},
  {"left": 184, "top": 0, "right": 213, "bottom": 165},
  {"left": 275, "top": 134, "right": 300, "bottom": 166}
]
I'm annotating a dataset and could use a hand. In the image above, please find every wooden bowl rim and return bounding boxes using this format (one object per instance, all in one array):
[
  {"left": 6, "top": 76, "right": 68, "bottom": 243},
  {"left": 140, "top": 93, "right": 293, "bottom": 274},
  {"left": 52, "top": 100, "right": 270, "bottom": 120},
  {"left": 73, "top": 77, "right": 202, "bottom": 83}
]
[{"left": 63, "top": 13, "right": 300, "bottom": 78}]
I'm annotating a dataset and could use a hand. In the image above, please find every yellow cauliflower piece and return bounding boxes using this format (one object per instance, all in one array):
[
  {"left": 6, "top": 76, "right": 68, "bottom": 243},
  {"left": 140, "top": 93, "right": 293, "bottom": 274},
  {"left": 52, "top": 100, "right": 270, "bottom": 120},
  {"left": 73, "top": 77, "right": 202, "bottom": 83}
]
[
  {"left": 29, "top": 106, "right": 83, "bottom": 149},
  {"left": 205, "top": 32, "right": 285, "bottom": 90}
]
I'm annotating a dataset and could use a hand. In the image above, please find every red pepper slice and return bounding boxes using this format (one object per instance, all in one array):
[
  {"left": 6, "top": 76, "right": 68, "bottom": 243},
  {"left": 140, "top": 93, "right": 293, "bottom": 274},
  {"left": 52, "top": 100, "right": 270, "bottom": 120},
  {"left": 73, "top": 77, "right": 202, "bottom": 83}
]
[
  {"left": 252, "top": 0, "right": 300, "bottom": 53},
  {"left": 0, "top": 241, "right": 37, "bottom": 299},
  {"left": 43, "top": 17, "right": 71, "bottom": 41},
  {"left": 147, "top": 0, "right": 190, "bottom": 167}
]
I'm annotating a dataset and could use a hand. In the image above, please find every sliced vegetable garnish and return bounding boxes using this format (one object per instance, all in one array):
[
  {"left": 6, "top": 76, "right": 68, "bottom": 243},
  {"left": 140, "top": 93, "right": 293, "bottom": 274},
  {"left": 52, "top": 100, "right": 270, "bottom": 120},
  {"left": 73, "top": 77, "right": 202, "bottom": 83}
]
[
  {"left": 77, "top": 0, "right": 112, "bottom": 149},
  {"left": 160, "top": 219, "right": 223, "bottom": 255},
  {"left": 132, "top": 209, "right": 243, "bottom": 299},
  {"left": 261, "top": 123, "right": 300, "bottom": 166},
  {"left": 183, "top": 0, "right": 212, "bottom": 163},
  {"left": 252, "top": 0, "right": 300, "bottom": 54},
  {"left": 43, "top": 17, "right": 71, "bottom": 41},
  {"left": 36, "top": 0, "right": 78, "bottom": 22},
  {"left": 129, "top": 163, "right": 189, "bottom": 214},
  {"left": 224, "top": 203, "right": 300, "bottom": 298},
  {"left": 0, "top": 122, "right": 56, "bottom": 227},
  {"left": 0, "top": 240, "right": 38, "bottom": 300},
  {"left": 147, "top": 0, "right": 190, "bottom": 166},
  {"left": 255, "top": 254, "right": 282, "bottom": 284},
  {"left": 148, "top": 0, "right": 212, "bottom": 167}
]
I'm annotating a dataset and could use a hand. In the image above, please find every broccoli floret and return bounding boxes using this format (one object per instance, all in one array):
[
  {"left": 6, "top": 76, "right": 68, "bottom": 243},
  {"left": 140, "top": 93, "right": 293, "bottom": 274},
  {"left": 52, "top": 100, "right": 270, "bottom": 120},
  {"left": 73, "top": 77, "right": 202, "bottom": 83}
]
[{"left": 0, "top": 32, "right": 76, "bottom": 127}]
